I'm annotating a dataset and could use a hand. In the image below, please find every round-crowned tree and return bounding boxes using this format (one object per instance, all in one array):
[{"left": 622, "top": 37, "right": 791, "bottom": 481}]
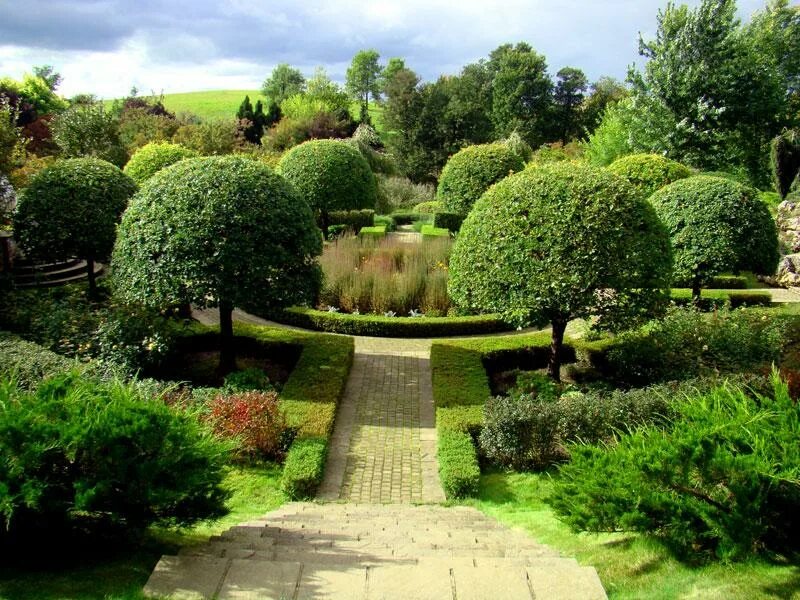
[
  {"left": 436, "top": 143, "right": 525, "bottom": 216},
  {"left": 607, "top": 153, "right": 692, "bottom": 199},
  {"left": 13, "top": 157, "right": 137, "bottom": 298},
  {"left": 649, "top": 175, "right": 779, "bottom": 301},
  {"left": 277, "top": 139, "right": 377, "bottom": 235},
  {"left": 112, "top": 155, "right": 322, "bottom": 372},
  {"left": 449, "top": 162, "right": 672, "bottom": 381},
  {"left": 123, "top": 142, "right": 198, "bottom": 185}
]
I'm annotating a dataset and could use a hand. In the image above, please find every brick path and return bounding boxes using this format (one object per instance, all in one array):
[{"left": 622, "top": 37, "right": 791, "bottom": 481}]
[{"left": 317, "top": 337, "right": 445, "bottom": 503}]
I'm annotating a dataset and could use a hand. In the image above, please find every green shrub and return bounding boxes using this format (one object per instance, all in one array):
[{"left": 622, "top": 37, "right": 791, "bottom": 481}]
[
  {"left": 278, "top": 139, "right": 377, "bottom": 230},
  {"left": 359, "top": 225, "right": 386, "bottom": 238},
  {"left": 373, "top": 215, "right": 396, "bottom": 231},
  {"left": 433, "top": 211, "right": 464, "bottom": 232},
  {"left": 281, "top": 437, "right": 327, "bottom": 499},
  {"left": 550, "top": 377, "right": 800, "bottom": 561},
  {"left": 437, "top": 143, "right": 525, "bottom": 215},
  {"left": 437, "top": 431, "right": 480, "bottom": 499},
  {"left": 0, "top": 331, "right": 79, "bottom": 389},
  {"left": 649, "top": 176, "right": 779, "bottom": 297},
  {"left": 122, "top": 142, "right": 197, "bottom": 184},
  {"left": 277, "top": 307, "right": 509, "bottom": 338},
  {"left": 207, "top": 391, "right": 288, "bottom": 462},
  {"left": 671, "top": 275, "right": 748, "bottom": 289},
  {"left": 50, "top": 102, "right": 127, "bottom": 167},
  {"left": 223, "top": 368, "right": 274, "bottom": 392},
  {"left": 420, "top": 224, "right": 449, "bottom": 238},
  {"left": 390, "top": 211, "right": 426, "bottom": 225},
  {"left": 0, "top": 373, "right": 230, "bottom": 534},
  {"left": 604, "top": 307, "right": 785, "bottom": 386},
  {"left": 328, "top": 209, "right": 374, "bottom": 231},
  {"left": 607, "top": 153, "right": 692, "bottom": 198},
  {"left": 413, "top": 200, "right": 443, "bottom": 214}
]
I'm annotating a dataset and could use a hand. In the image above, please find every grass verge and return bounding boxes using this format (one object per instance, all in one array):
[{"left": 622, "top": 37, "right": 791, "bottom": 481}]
[{"left": 464, "top": 470, "right": 800, "bottom": 600}]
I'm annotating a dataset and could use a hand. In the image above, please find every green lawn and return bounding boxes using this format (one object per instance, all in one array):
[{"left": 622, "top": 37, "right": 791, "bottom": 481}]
[
  {"left": 105, "top": 90, "right": 267, "bottom": 121},
  {"left": 464, "top": 471, "right": 800, "bottom": 600},
  {"left": 0, "top": 465, "right": 286, "bottom": 600}
]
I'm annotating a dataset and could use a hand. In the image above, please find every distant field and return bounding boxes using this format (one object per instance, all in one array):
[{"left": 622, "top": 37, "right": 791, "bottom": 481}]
[
  {"left": 106, "top": 89, "right": 267, "bottom": 121},
  {"left": 104, "top": 90, "right": 389, "bottom": 138}
]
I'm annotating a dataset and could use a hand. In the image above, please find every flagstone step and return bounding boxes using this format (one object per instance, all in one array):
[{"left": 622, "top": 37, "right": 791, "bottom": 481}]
[{"left": 144, "top": 503, "right": 607, "bottom": 599}]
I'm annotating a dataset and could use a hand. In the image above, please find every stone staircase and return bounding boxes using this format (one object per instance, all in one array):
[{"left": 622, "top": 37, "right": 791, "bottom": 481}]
[
  {"left": 144, "top": 503, "right": 606, "bottom": 600},
  {"left": 9, "top": 258, "right": 103, "bottom": 288}
]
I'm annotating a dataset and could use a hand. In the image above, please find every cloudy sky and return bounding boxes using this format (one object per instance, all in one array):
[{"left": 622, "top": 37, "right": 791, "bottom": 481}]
[{"left": 0, "top": 0, "right": 776, "bottom": 99}]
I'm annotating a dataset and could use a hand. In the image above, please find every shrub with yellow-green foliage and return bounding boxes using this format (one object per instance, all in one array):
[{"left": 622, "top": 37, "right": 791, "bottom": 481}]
[{"left": 123, "top": 142, "right": 198, "bottom": 184}]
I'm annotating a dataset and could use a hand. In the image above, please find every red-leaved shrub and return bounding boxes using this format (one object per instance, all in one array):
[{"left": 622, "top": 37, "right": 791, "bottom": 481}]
[{"left": 207, "top": 391, "right": 287, "bottom": 461}]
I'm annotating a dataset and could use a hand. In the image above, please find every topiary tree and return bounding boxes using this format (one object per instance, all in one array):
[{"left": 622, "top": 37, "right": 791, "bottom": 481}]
[
  {"left": 14, "top": 158, "right": 137, "bottom": 298},
  {"left": 436, "top": 143, "right": 525, "bottom": 216},
  {"left": 449, "top": 162, "right": 672, "bottom": 381},
  {"left": 112, "top": 156, "right": 322, "bottom": 372},
  {"left": 649, "top": 176, "right": 780, "bottom": 302},
  {"left": 607, "top": 153, "right": 692, "bottom": 199},
  {"left": 277, "top": 139, "right": 377, "bottom": 236},
  {"left": 122, "top": 141, "right": 198, "bottom": 185}
]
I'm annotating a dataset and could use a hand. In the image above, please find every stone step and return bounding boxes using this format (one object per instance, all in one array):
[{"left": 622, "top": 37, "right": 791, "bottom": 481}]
[{"left": 144, "top": 556, "right": 606, "bottom": 599}]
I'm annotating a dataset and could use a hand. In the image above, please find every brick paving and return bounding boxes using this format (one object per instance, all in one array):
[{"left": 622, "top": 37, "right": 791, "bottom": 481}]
[{"left": 317, "top": 337, "right": 445, "bottom": 504}]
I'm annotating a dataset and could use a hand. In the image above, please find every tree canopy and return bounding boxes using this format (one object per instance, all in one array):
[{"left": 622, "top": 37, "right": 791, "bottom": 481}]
[
  {"left": 261, "top": 64, "right": 306, "bottom": 106},
  {"left": 450, "top": 163, "right": 672, "bottom": 380}
]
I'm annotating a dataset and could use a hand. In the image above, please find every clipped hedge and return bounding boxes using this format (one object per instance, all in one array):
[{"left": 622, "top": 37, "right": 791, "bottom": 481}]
[
  {"left": 421, "top": 225, "right": 449, "bottom": 238},
  {"left": 122, "top": 142, "right": 198, "bottom": 185},
  {"left": 607, "top": 153, "right": 691, "bottom": 199},
  {"left": 390, "top": 211, "right": 427, "bottom": 225},
  {"left": 437, "top": 143, "right": 525, "bottom": 215},
  {"left": 359, "top": 225, "right": 386, "bottom": 239},
  {"left": 328, "top": 209, "right": 374, "bottom": 231},
  {"left": 433, "top": 211, "right": 464, "bottom": 232},
  {"left": 672, "top": 275, "right": 749, "bottom": 289},
  {"left": 670, "top": 289, "right": 773, "bottom": 309},
  {"left": 281, "top": 437, "right": 328, "bottom": 499},
  {"left": 277, "top": 306, "right": 511, "bottom": 338},
  {"left": 437, "top": 431, "right": 480, "bottom": 498}
]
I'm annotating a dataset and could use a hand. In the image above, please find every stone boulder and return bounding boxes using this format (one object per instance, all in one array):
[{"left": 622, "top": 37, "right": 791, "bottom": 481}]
[
  {"left": 777, "top": 198, "right": 800, "bottom": 253},
  {"left": 775, "top": 253, "right": 800, "bottom": 287}
]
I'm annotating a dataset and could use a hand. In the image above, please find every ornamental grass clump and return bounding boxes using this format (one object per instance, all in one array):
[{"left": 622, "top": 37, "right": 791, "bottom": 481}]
[{"left": 319, "top": 234, "right": 452, "bottom": 316}]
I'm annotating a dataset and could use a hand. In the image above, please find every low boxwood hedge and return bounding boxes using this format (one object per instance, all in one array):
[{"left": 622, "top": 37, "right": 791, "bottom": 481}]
[
  {"left": 670, "top": 289, "right": 773, "bottom": 309},
  {"left": 281, "top": 437, "right": 328, "bottom": 499},
  {"left": 672, "top": 275, "right": 749, "bottom": 289},
  {"left": 437, "top": 431, "right": 480, "bottom": 498},
  {"left": 359, "top": 225, "right": 387, "bottom": 239},
  {"left": 0, "top": 330, "right": 82, "bottom": 389},
  {"left": 433, "top": 211, "right": 464, "bottom": 232},
  {"left": 329, "top": 209, "right": 374, "bottom": 231},
  {"left": 421, "top": 224, "right": 450, "bottom": 238},
  {"left": 276, "top": 306, "right": 511, "bottom": 338}
]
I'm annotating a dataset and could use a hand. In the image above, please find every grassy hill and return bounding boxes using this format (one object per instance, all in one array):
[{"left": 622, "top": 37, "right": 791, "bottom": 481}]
[{"left": 106, "top": 89, "right": 267, "bottom": 121}]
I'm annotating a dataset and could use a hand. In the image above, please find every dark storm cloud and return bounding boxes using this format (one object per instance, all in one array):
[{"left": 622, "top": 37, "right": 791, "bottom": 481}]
[{"left": 0, "top": 0, "right": 775, "bottom": 84}]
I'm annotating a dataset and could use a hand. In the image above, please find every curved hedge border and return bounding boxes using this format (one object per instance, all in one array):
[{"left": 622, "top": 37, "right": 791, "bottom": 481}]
[
  {"left": 276, "top": 306, "right": 512, "bottom": 338},
  {"left": 173, "top": 321, "right": 354, "bottom": 499}
]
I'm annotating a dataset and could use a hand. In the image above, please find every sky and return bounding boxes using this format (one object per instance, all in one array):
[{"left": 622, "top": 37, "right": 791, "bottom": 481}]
[{"left": 0, "top": 0, "right": 779, "bottom": 99}]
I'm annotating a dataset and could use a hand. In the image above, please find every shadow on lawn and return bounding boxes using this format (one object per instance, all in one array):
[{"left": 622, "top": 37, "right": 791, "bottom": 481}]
[{"left": 761, "top": 566, "right": 800, "bottom": 599}]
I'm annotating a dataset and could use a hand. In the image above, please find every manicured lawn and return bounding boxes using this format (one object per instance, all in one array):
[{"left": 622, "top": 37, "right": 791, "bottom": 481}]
[
  {"left": 0, "top": 465, "right": 286, "bottom": 600},
  {"left": 464, "top": 471, "right": 800, "bottom": 600}
]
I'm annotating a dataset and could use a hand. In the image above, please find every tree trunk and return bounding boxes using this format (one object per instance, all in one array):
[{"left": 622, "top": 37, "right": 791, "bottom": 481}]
[
  {"left": 86, "top": 256, "right": 97, "bottom": 300},
  {"left": 548, "top": 315, "right": 568, "bottom": 382},
  {"left": 320, "top": 210, "right": 330, "bottom": 240},
  {"left": 691, "top": 276, "right": 702, "bottom": 306},
  {"left": 218, "top": 301, "right": 237, "bottom": 375}
]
